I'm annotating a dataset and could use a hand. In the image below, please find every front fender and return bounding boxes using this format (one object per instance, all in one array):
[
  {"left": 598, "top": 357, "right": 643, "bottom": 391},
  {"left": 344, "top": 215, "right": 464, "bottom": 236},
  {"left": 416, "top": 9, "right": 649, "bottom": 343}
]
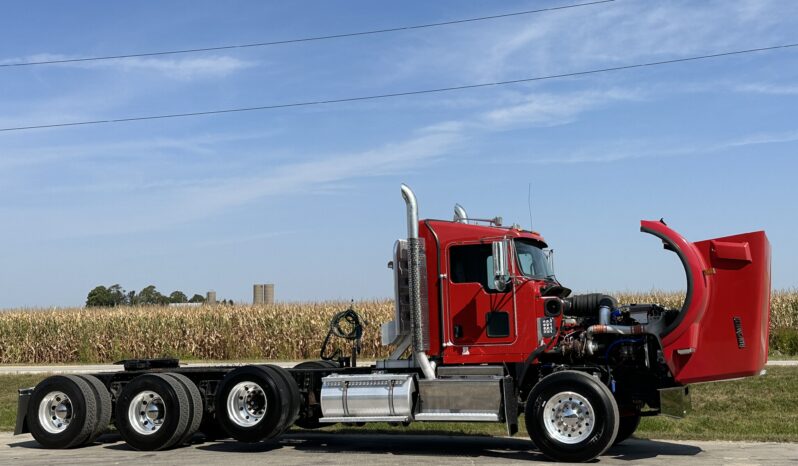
[{"left": 641, "top": 220, "right": 770, "bottom": 384}]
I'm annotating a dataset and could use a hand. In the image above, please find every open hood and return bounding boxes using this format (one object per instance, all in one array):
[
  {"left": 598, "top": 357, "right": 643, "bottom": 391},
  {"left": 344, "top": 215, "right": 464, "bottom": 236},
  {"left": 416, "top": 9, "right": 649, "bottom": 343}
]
[{"left": 641, "top": 220, "right": 771, "bottom": 384}]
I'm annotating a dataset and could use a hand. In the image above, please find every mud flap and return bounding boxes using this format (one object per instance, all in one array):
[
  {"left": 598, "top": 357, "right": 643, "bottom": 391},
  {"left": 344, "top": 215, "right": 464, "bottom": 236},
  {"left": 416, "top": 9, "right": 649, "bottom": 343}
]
[
  {"left": 502, "top": 376, "right": 518, "bottom": 436},
  {"left": 15, "top": 388, "right": 33, "bottom": 435}
]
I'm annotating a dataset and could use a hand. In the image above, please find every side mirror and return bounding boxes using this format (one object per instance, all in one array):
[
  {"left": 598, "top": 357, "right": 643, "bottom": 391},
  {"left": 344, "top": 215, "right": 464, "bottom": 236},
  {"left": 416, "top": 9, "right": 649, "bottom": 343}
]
[
  {"left": 492, "top": 239, "right": 511, "bottom": 292},
  {"left": 546, "top": 249, "right": 555, "bottom": 273}
]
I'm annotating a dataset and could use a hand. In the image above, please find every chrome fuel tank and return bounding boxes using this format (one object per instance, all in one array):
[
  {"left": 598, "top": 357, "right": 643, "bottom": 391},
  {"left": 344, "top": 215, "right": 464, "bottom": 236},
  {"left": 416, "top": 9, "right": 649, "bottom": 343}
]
[{"left": 320, "top": 373, "right": 415, "bottom": 420}]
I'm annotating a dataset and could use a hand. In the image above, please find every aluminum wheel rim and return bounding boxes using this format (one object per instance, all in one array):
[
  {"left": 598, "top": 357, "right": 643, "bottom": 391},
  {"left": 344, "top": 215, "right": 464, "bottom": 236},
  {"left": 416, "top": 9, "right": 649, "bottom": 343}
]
[
  {"left": 227, "top": 381, "right": 266, "bottom": 427},
  {"left": 128, "top": 390, "right": 166, "bottom": 435},
  {"left": 542, "top": 391, "right": 595, "bottom": 444},
  {"left": 38, "top": 391, "right": 72, "bottom": 434}
]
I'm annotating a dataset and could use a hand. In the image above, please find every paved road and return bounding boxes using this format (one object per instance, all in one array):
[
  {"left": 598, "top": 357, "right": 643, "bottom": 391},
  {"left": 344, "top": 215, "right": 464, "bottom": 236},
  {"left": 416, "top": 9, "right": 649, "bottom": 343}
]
[
  {"left": 1, "top": 360, "right": 795, "bottom": 375},
  {"left": 1, "top": 432, "right": 796, "bottom": 465}
]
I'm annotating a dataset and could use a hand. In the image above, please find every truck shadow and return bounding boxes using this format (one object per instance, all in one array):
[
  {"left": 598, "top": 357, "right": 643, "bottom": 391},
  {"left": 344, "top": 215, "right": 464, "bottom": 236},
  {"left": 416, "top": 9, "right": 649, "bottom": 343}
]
[
  {"left": 197, "top": 433, "right": 702, "bottom": 462},
  {"left": 607, "top": 438, "right": 702, "bottom": 462},
  {"left": 8, "top": 432, "right": 125, "bottom": 449},
  {"left": 8, "top": 432, "right": 703, "bottom": 462}
]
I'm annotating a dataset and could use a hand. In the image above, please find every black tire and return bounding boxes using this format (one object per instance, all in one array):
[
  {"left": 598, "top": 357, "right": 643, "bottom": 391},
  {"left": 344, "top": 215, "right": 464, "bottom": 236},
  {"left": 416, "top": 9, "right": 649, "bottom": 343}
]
[
  {"left": 215, "top": 365, "right": 289, "bottom": 442},
  {"left": 614, "top": 414, "right": 641, "bottom": 445},
  {"left": 163, "top": 373, "right": 203, "bottom": 445},
  {"left": 260, "top": 364, "right": 301, "bottom": 434},
  {"left": 525, "top": 371, "right": 619, "bottom": 462},
  {"left": 27, "top": 375, "right": 98, "bottom": 449},
  {"left": 295, "top": 416, "right": 325, "bottom": 429},
  {"left": 294, "top": 360, "right": 338, "bottom": 369},
  {"left": 115, "top": 373, "right": 190, "bottom": 451},
  {"left": 76, "top": 375, "right": 112, "bottom": 445},
  {"left": 292, "top": 361, "right": 333, "bottom": 429}
]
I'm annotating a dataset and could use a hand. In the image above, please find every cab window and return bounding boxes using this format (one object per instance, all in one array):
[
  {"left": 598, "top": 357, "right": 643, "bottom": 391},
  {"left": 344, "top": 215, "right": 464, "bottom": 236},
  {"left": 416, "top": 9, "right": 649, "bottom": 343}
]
[{"left": 449, "top": 244, "right": 500, "bottom": 292}]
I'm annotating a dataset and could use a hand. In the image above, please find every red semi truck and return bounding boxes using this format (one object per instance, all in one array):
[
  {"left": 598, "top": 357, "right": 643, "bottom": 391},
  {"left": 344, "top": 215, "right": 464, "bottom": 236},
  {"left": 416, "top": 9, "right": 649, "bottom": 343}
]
[{"left": 14, "top": 184, "right": 770, "bottom": 462}]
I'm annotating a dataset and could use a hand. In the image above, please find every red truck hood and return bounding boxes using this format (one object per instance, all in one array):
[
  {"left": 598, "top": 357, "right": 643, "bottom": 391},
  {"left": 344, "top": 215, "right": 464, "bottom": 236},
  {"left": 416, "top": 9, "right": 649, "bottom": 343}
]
[{"left": 640, "top": 220, "right": 771, "bottom": 384}]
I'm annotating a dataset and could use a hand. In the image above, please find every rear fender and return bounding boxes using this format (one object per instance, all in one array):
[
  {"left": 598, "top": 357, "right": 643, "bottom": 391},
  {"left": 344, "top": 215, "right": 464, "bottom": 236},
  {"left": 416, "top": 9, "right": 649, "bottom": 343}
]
[{"left": 641, "top": 220, "right": 770, "bottom": 384}]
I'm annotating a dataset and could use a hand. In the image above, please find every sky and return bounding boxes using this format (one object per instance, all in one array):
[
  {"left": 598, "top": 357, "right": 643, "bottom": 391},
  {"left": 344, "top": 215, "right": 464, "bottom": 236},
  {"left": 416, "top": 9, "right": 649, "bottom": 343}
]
[{"left": 0, "top": 0, "right": 796, "bottom": 308}]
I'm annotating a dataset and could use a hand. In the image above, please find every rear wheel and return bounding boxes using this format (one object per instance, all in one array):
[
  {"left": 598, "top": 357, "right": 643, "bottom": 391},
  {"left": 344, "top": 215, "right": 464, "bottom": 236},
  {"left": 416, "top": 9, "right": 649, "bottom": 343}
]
[
  {"left": 614, "top": 414, "right": 641, "bottom": 444},
  {"left": 292, "top": 361, "right": 334, "bottom": 429},
  {"left": 259, "top": 365, "right": 301, "bottom": 434},
  {"left": 115, "top": 374, "right": 190, "bottom": 450},
  {"left": 76, "top": 375, "right": 112, "bottom": 445},
  {"left": 525, "top": 371, "right": 619, "bottom": 462},
  {"left": 162, "top": 373, "right": 203, "bottom": 445},
  {"left": 216, "top": 365, "right": 289, "bottom": 442},
  {"left": 27, "top": 375, "right": 98, "bottom": 449}
]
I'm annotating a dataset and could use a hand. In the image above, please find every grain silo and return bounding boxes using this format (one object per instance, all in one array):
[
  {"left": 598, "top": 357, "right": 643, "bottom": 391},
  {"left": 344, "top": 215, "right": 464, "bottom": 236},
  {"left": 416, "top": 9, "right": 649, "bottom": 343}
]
[
  {"left": 206, "top": 291, "right": 217, "bottom": 304},
  {"left": 253, "top": 284, "right": 274, "bottom": 305}
]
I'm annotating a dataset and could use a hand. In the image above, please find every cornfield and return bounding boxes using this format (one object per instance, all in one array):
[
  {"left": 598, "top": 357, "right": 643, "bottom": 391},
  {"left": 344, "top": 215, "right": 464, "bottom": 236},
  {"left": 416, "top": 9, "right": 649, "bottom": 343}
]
[{"left": 0, "top": 290, "right": 796, "bottom": 364}]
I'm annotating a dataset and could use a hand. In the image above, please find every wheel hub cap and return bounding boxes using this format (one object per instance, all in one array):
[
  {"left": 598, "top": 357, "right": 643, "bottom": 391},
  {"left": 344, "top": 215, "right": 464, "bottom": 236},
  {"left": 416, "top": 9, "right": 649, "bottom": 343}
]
[
  {"left": 128, "top": 390, "right": 166, "bottom": 435},
  {"left": 38, "top": 391, "right": 72, "bottom": 434},
  {"left": 227, "top": 381, "right": 266, "bottom": 427},
  {"left": 542, "top": 391, "right": 596, "bottom": 444}
]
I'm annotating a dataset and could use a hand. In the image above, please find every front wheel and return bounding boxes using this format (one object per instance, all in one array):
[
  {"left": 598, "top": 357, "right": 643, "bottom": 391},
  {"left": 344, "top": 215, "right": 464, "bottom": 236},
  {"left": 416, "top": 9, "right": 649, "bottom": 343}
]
[
  {"left": 525, "top": 371, "right": 619, "bottom": 462},
  {"left": 614, "top": 414, "right": 641, "bottom": 444}
]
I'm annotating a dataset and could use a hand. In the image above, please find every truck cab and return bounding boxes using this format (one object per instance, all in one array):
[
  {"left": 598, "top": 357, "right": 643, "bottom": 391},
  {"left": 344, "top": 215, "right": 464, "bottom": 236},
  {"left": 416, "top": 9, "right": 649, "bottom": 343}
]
[{"left": 412, "top": 219, "right": 556, "bottom": 364}]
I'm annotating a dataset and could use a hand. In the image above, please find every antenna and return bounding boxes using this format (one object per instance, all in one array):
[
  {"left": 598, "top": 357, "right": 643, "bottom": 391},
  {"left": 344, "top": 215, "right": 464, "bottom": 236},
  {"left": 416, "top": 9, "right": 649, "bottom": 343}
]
[{"left": 527, "top": 182, "right": 534, "bottom": 230}]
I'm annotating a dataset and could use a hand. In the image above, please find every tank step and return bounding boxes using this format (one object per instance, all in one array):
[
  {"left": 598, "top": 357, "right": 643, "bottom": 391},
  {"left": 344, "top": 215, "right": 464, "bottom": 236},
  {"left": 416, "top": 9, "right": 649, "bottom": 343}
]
[
  {"left": 415, "top": 412, "right": 500, "bottom": 422},
  {"left": 319, "top": 416, "right": 409, "bottom": 423}
]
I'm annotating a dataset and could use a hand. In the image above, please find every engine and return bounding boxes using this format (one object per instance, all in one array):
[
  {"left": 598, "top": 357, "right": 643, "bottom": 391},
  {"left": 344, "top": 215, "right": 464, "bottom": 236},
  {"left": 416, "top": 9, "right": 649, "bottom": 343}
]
[{"left": 546, "top": 293, "right": 680, "bottom": 368}]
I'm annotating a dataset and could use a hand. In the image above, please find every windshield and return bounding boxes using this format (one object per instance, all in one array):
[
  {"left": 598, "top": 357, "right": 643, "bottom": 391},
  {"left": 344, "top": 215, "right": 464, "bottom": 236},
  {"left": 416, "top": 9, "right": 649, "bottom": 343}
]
[{"left": 514, "top": 239, "right": 554, "bottom": 280}]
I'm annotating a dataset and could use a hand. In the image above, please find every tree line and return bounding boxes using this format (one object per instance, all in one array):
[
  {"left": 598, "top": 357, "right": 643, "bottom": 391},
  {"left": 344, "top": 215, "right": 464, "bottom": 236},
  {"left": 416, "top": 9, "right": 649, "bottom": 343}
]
[{"left": 85, "top": 284, "right": 230, "bottom": 307}]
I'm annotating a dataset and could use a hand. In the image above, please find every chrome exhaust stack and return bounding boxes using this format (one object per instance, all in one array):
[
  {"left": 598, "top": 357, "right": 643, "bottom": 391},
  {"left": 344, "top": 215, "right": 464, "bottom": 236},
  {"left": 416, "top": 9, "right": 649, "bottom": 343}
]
[
  {"left": 400, "top": 184, "right": 436, "bottom": 380},
  {"left": 453, "top": 204, "right": 469, "bottom": 224}
]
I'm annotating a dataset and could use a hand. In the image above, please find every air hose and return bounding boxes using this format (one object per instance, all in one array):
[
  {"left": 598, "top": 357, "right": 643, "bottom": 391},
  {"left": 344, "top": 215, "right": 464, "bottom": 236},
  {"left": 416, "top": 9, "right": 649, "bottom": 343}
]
[{"left": 319, "top": 305, "right": 365, "bottom": 365}]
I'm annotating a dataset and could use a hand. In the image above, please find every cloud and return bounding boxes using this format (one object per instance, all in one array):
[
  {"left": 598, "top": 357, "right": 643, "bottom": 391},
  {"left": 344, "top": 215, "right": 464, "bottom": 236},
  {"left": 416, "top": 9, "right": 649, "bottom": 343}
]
[
  {"left": 0, "top": 125, "right": 464, "bottom": 239},
  {"left": 382, "top": 0, "right": 796, "bottom": 86},
  {"left": 505, "top": 128, "right": 798, "bottom": 165},
  {"left": 734, "top": 83, "right": 798, "bottom": 95},
  {"left": 0, "top": 86, "right": 131, "bottom": 133},
  {"left": 723, "top": 129, "right": 798, "bottom": 148},
  {"left": 16, "top": 81, "right": 637, "bottom": 236},
  {"left": 104, "top": 56, "right": 254, "bottom": 80},
  {"left": 0, "top": 53, "right": 254, "bottom": 80},
  {"left": 0, "top": 130, "right": 280, "bottom": 171},
  {"left": 479, "top": 88, "right": 641, "bottom": 130},
  {"left": 174, "top": 128, "right": 463, "bottom": 215},
  {"left": 4, "top": 0, "right": 795, "bottom": 239},
  {"left": 193, "top": 230, "right": 295, "bottom": 248}
]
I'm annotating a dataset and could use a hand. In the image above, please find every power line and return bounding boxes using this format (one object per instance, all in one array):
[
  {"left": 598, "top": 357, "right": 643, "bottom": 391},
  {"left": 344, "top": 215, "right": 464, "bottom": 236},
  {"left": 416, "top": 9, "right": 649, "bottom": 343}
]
[
  {"left": 2, "top": 42, "right": 795, "bottom": 133},
  {"left": 1, "top": 1, "right": 615, "bottom": 68}
]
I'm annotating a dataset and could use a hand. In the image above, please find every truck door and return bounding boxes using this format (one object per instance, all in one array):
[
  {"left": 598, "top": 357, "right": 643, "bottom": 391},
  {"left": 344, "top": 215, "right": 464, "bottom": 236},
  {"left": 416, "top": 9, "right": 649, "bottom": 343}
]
[{"left": 445, "top": 242, "right": 516, "bottom": 348}]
